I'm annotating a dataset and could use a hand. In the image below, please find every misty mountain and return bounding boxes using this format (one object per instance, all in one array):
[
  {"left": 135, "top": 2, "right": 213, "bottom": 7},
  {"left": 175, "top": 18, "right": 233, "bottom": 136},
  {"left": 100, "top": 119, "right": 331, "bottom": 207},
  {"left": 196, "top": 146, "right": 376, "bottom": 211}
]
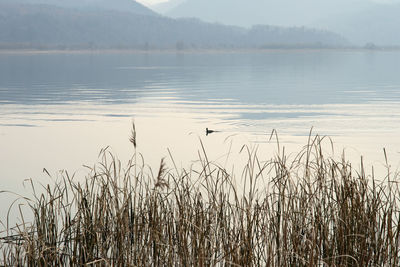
[
  {"left": 151, "top": 0, "right": 185, "bottom": 14},
  {"left": 162, "top": 0, "right": 371, "bottom": 28},
  {"left": 319, "top": 3, "right": 400, "bottom": 45},
  {"left": 158, "top": 0, "right": 400, "bottom": 45},
  {"left": 5, "top": 0, "right": 157, "bottom": 16},
  {"left": 0, "top": 2, "right": 347, "bottom": 49}
]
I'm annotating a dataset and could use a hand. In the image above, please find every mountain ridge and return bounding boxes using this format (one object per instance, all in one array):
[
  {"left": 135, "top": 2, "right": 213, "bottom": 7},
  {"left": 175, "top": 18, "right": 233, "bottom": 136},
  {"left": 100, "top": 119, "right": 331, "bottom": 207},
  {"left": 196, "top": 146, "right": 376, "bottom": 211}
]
[
  {"left": 1, "top": 0, "right": 157, "bottom": 16},
  {"left": 0, "top": 1, "right": 348, "bottom": 50},
  {"left": 157, "top": 0, "right": 400, "bottom": 45}
]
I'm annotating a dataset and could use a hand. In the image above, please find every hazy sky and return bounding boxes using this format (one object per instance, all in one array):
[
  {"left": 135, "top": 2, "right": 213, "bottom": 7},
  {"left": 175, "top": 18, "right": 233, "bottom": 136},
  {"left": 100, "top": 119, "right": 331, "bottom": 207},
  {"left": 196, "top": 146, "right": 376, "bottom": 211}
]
[
  {"left": 136, "top": 0, "right": 168, "bottom": 6},
  {"left": 136, "top": 0, "right": 400, "bottom": 6}
]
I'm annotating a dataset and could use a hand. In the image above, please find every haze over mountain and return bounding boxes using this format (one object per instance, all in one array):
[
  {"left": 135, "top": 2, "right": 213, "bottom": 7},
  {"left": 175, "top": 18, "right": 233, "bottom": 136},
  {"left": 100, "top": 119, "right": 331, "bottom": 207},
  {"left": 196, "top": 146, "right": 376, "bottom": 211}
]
[
  {"left": 150, "top": 0, "right": 184, "bottom": 13},
  {"left": 0, "top": 0, "right": 347, "bottom": 49},
  {"left": 7, "top": 0, "right": 157, "bottom": 16},
  {"left": 163, "top": 0, "right": 369, "bottom": 27},
  {"left": 319, "top": 3, "right": 400, "bottom": 45},
  {"left": 156, "top": 0, "right": 400, "bottom": 45}
]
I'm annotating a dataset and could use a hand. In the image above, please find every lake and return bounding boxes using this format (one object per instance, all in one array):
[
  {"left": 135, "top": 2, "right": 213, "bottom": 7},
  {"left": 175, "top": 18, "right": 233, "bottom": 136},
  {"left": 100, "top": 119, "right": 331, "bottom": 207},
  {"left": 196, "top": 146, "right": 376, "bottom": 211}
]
[{"left": 1, "top": 50, "right": 400, "bottom": 202}]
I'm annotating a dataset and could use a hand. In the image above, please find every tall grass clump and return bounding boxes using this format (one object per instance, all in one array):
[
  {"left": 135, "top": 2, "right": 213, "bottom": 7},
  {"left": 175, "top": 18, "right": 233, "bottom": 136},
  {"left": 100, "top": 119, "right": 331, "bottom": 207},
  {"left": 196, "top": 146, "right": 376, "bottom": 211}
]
[{"left": 1, "top": 128, "right": 400, "bottom": 266}]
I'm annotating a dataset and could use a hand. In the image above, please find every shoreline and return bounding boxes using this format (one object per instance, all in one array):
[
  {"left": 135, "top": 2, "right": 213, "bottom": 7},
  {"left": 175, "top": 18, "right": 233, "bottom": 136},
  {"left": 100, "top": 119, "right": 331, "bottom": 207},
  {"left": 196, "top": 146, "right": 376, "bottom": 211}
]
[{"left": 1, "top": 47, "right": 400, "bottom": 55}]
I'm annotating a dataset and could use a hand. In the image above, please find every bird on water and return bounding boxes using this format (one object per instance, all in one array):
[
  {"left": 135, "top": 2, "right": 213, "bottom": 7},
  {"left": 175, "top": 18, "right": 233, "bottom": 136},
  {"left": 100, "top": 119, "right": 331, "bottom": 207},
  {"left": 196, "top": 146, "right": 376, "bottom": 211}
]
[{"left": 206, "top": 128, "right": 215, "bottom": 136}]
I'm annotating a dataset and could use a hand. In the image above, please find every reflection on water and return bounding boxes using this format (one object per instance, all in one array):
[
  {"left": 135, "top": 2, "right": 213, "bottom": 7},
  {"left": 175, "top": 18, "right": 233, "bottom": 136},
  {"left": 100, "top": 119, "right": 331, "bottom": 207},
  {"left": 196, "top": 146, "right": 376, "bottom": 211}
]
[
  {"left": 2, "top": 51, "right": 400, "bottom": 106},
  {"left": 1, "top": 51, "right": 400, "bottom": 199}
]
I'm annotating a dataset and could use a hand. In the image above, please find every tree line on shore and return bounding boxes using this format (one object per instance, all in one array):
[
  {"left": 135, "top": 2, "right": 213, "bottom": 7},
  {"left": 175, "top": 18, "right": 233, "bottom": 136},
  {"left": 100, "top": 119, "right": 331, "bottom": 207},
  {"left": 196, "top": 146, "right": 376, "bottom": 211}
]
[{"left": 0, "top": 2, "right": 348, "bottom": 50}]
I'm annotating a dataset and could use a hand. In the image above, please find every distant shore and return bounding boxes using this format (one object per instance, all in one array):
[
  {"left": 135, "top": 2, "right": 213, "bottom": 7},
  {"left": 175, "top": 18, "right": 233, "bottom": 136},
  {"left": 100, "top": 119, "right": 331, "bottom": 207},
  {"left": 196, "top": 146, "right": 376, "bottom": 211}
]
[{"left": 1, "top": 46, "right": 400, "bottom": 55}]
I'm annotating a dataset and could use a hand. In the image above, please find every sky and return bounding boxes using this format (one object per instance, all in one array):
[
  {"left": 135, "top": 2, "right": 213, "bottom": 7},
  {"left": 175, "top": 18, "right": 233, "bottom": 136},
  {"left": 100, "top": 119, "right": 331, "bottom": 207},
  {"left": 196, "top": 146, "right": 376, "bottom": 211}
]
[
  {"left": 136, "top": 0, "right": 400, "bottom": 6},
  {"left": 136, "top": 0, "right": 168, "bottom": 6}
]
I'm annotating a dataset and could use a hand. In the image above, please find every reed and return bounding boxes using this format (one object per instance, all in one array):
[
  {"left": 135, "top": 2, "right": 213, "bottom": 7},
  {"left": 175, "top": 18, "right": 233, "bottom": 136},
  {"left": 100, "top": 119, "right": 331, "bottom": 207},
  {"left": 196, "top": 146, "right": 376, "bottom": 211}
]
[{"left": 1, "top": 130, "right": 399, "bottom": 266}]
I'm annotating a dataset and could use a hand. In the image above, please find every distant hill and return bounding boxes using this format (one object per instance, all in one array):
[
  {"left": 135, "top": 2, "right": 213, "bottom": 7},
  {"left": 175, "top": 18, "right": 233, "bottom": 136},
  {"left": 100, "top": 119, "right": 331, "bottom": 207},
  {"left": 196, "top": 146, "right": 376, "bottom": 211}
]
[
  {"left": 4, "top": 0, "right": 157, "bottom": 16},
  {"left": 162, "top": 0, "right": 370, "bottom": 28},
  {"left": 0, "top": 2, "right": 347, "bottom": 49},
  {"left": 158, "top": 0, "right": 400, "bottom": 45},
  {"left": 319, "top": 3, "right": 400, "bottom": 46}
]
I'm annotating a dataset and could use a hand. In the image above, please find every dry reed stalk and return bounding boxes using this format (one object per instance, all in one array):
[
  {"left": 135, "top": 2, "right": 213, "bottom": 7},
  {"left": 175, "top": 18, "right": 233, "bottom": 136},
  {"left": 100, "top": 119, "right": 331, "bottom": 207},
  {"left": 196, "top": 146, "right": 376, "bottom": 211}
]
[{"left": 1, "top": 131, "right": 399, "bottom": 266}]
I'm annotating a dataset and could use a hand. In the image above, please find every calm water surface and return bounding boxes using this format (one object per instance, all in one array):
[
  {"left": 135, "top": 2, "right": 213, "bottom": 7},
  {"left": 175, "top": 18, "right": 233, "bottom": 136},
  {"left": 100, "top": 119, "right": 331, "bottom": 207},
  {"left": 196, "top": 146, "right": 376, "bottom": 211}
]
[{"left": 1, "top": 51, "right": 400, "bottom": 206}]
